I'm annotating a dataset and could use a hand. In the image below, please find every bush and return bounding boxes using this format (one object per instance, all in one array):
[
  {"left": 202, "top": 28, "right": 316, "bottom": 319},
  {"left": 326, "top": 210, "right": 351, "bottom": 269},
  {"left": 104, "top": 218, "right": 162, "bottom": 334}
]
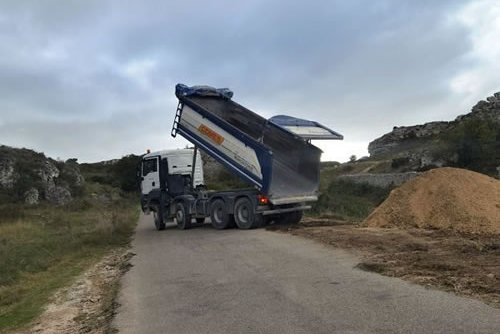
[
  {"left": 391, "top": 157, "right": 410, "bottom": 169},
  {"left": 311, "top": 178, "right": 392, "bottom": 221},
  {"left": 110, "top": 155, "right": 142, "bottom": 192},
  {"left": 443, "top": 120, "right": 500, "bottom": 175}
]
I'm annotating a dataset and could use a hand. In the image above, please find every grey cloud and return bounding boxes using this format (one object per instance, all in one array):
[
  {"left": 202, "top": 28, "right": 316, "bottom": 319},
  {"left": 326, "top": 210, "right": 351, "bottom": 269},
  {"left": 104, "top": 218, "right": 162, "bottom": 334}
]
[{"left": 0, "top": 0, "right": 487, "bottom": 162}]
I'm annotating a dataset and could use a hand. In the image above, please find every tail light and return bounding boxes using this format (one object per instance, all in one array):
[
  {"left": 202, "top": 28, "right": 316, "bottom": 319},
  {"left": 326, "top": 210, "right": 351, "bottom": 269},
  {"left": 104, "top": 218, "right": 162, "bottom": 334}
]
[{"left": 257, "top": 194, "right": 268, "bottom": 205}]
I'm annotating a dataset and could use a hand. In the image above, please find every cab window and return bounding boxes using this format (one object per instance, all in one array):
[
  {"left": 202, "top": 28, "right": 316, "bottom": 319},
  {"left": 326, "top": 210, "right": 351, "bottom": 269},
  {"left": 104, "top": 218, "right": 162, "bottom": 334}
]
[{"left": 142, "top": 158, "right": 158, "bottom": 176}]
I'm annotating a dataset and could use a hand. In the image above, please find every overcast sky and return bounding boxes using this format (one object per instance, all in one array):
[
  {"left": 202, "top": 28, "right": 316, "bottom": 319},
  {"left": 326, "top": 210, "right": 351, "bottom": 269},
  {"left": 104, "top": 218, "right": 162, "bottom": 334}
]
[{"left": 0, "top": 0, "right": 499, "bottom": 162}]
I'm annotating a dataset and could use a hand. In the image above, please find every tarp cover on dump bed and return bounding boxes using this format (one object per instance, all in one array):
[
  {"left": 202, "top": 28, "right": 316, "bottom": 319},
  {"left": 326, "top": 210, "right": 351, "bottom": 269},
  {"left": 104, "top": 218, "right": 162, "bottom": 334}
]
[{"left": 174, "top": 84, "right": 342, "bottom": 205}]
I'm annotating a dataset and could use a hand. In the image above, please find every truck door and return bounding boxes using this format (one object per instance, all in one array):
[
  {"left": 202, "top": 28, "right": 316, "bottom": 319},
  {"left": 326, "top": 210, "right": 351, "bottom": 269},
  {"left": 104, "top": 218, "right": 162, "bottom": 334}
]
[{"left": 141, "top": 157, "right": 160, "bottom": 195}]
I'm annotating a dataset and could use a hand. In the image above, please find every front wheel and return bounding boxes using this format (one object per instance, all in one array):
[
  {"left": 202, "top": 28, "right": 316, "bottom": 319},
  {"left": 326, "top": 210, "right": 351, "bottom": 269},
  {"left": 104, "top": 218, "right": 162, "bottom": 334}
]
[
  {"left": 175, "top": 203, "right": 192, "bottom": 230},
  {"left": 234, "top": 197, "right": 262, "bottom": 229}
]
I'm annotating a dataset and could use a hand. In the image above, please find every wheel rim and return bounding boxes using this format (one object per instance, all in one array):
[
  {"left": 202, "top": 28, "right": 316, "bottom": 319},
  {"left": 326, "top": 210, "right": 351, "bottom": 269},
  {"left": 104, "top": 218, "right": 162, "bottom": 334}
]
[
  {"left": 176, "top": 208, "right": 184, "bottom": 224},
  {"left": 237, "top": 203, "right": 249, "bottom": 225},
  {"left": 214, "top": 207, "right": 223, "bottom": 223}
]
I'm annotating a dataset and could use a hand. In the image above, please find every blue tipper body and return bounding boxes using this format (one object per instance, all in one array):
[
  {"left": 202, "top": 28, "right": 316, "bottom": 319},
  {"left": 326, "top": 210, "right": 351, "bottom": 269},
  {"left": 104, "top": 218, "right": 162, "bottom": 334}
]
[{"left": 172, "top": 83, "right": 343, "bottom": 205}]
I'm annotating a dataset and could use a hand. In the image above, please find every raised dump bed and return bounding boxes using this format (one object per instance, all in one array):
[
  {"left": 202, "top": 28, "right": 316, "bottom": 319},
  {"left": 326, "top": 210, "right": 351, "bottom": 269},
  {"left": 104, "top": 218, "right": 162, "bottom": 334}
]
[{"left": 172, "top": 84, "right": 342, "bottom": 205}]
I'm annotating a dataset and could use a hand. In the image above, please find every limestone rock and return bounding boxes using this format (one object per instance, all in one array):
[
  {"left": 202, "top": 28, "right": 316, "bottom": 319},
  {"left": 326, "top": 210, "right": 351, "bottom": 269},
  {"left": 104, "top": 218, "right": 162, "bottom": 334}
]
[
  {"left": 0, "top": 157, "right": 16, "bottom": 189},
  {"left": 37, "top": 160, "right": 60, "bottom": 189},
  {"left": 45, "top": 185, "right": 72, "bottom": 205},
  {"left": 368, "top": 91, "right": 500, "bottom": 162},
  {"left": 368, "top": 121, "right": 452, "bottom": 157},
  {"left": 456, "top": 92, "right": 500, "bottom": 123},
  {"left": 24, "top": 188, "right": 39, "bottom": 205},
  {"left": 0, "top": 145, "right": 84, "bottom": 204},
  {"left": 60, "top": 160, "right": 85, "bottom": 186}
]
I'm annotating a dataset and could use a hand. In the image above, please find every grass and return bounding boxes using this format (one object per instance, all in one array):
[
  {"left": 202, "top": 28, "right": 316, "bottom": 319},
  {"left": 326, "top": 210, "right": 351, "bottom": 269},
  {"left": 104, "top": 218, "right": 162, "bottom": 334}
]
[{"left": 0, "top": 182, "right": 139, "bottom": 332}]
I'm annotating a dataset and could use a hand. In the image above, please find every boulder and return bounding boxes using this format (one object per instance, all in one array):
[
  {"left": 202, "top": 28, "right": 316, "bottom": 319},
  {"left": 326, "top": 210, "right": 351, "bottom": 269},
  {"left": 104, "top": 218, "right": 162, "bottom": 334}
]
[
  {"left": 24, "top": 188, "right": 39, "bottom": 205},
  {"left": 37, "top": 160, "right": 60, "bottom": 189},
  {"left": 45, "top": 185, "right": 72, "bottom": 205},
  {"left": 60, "top": 160, "right": 85, "bottom": 186}
]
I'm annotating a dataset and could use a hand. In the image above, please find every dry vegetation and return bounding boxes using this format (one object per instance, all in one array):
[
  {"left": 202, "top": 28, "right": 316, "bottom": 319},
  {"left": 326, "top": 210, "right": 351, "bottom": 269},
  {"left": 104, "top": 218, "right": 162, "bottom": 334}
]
[{"left": 0, "top": 182, "right": 138, "bottom": 332}]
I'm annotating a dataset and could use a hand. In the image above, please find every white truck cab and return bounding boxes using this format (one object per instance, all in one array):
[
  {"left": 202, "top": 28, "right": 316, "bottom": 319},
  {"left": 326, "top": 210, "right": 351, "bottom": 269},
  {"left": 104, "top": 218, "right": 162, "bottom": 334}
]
[
  {"left": 140, "top": 149, "right": 204, "bottom": 228},
  {"left": 141, "top": 148, "right": 204, "bottom": 196}
]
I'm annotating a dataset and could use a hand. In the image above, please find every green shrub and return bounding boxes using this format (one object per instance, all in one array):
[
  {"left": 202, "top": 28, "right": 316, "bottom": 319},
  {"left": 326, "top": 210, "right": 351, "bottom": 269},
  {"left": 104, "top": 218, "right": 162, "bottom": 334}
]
[
  {"left": 442, "top": 119, "right": 500, "bottom": 175},
  {"left": 110, "top": 154, "right": 142, "bottom": 192},
  {"left": 311, "top": 178, "right": 392, "bottom": 221}
]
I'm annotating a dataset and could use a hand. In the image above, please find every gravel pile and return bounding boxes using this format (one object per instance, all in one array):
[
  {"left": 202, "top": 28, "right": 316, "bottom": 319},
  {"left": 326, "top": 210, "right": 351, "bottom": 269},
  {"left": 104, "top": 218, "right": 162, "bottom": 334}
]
[{"left": 364, "top": 167, "right": 500, "bottom": 235}]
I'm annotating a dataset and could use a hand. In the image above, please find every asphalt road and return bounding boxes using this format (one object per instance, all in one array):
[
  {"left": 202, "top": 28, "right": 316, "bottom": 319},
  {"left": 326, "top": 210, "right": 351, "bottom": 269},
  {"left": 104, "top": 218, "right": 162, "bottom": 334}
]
[{"left": 113, "top": 214, "right": 500, "bottom": 334}]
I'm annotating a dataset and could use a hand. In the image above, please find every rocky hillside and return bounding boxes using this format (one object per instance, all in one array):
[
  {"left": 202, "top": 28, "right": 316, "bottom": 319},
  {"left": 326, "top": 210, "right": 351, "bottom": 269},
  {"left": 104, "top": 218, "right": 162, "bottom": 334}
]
[
  {"left": 0, "top": 146, "right": 84, "bottom": 205},
  {"left": 367, "top": 92, "right": 500, "bottom": 175}
]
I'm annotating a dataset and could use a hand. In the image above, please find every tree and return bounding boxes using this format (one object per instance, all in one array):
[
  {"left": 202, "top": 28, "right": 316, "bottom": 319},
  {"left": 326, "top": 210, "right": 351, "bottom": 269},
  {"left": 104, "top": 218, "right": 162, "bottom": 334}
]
[
  {"left": 349, "top": 155, "right": 357, "bottom": 163},
  {"left": 111, "top": 154, "right": 142, "bottom": 192},
  {"left": 444, "top": 119, "right": 500, "bottom": 175}
]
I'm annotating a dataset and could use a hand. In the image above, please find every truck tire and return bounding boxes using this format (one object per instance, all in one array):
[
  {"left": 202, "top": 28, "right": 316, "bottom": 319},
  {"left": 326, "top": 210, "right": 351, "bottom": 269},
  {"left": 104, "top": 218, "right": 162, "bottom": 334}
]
[
  {"left": 175, "top": 202, "right": 192, "bottom": 230},
  {"left": 234, "top": 197, "right": 262, "bottom": 229},
  {"left": 153, "top": 210, "right": 166, "bottom": 231},
  {"left": 210, "top": 199, "right": 233, "bottom": 229}
]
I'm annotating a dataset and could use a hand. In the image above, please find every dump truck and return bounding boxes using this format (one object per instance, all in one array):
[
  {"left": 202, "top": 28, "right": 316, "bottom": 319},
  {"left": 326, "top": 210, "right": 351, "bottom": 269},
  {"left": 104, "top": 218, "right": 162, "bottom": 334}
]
[{"left": 140, "top": 84, "right": 343, "bottom": 230}]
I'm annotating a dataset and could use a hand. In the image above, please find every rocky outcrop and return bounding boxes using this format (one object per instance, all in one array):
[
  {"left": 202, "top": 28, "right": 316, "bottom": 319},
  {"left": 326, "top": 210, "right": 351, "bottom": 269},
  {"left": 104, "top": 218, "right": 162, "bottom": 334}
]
[
  {"left": 456, "top": 92, "right": 500, "bottom": 123},
  {"left": 368, "top": 92, "right": 500, "bottom": 164},
  {"left": 60, "top": 159, "right": 85, "bottom": 187},
  {"left": 0, "top": 156, "right": 16, "bottom": 189},
  {"left": 368, "top": 122, "right": 452, "bottom": 157},
  {"left": 38, "top": 160, "right": 60, "bottom": 189},
  {"left": 0, "top": 145, "right": 84, "bottom": 204}
]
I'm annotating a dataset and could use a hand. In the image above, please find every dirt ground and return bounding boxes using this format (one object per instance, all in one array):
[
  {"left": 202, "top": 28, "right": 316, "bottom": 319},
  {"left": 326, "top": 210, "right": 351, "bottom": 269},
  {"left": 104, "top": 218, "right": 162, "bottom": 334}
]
[
  {"left": 268, "top": 217, "right": 500, "bottom": 308},
  {"left": 12, "top": 250, "right": 133, "bottom": 334}
]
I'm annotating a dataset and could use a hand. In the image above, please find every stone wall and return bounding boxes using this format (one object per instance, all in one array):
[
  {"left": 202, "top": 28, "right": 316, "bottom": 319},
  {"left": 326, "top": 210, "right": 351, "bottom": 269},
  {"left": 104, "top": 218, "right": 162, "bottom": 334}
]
[{"left": 339, "top": 172, "right": 422, "bottom": 188}]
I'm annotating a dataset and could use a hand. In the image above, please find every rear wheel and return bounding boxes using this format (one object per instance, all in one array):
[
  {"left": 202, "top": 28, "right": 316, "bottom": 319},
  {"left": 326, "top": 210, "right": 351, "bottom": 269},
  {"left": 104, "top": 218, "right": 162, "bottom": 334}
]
[
  {"left": 175, "top": 202, "right": 192, "bottom": 230},
  {"left": 153, "top": 209, "right": 165, "bottom": 231},
  {"left": 234, "top": 197, "right": 262, "bottom": 229},
  {"left": 210, "top": 199, "right": 234, "bottom": 229}
]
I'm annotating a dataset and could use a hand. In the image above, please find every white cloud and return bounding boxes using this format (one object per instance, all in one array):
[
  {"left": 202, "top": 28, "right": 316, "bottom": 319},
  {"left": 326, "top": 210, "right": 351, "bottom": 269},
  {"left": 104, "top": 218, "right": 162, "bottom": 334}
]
[
  {"left": 121, "top": 58, "right": 157, "bottom": 89},
  {"left": 450, "top": 0, "right": 500, "bottom": 107},
  {"left": 40, "top": 41, "right": 69, "bottom": 61}
]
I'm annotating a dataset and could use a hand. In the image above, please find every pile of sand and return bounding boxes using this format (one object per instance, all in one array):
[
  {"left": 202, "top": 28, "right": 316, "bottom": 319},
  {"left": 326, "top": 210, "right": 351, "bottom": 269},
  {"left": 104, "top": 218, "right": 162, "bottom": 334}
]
[{"left": 364, "top": 167, "right": 500, "bottom": 235}]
